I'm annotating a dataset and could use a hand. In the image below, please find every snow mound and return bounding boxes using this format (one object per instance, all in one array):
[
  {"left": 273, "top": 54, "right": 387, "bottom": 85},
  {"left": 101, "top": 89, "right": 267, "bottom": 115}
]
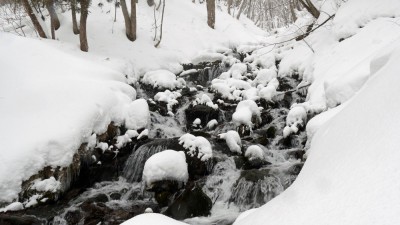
[
  {"left": 31, "top": 177, "right": 61, "bottom": 193},
  {"left": 0, "top": 33, "right": 137, "bottom": 203},
  {"left": 232, "top": 100, "right": 262, "bottom": 128},
  {"left": 179, "top": 133, "right": 213, "bottom": 161},
  {"left": 191, "top": 52, "right": 226, "bottom": 65},
  {"left": 233, "top": 34, "right": 400, "bottom": 225},
  {"left": 259, "top": 78, "right": 279, "bottom": 102},
  {"left": 0, "top": 202, "right": 24, "bottom": 213},
  {"left": 252, "top": 67, "right": 278, "bottom": 87},
  {"left": 125, "top": 99, "right": 150, "bottom": 130},
  {"left": 143, "top": 150, "right": 188, "bottom": 186},
  {"left": 154, "top": 90, "right": 182, "bottom": 113},
  {"left": 245, "top": 145, "right": 264, "bottom": 161},
  {"left": 142, "top": 70, "right": 186, "bottom": 90},
  {"left": 207, "top": 119, "right": 218, "bottom": 129},
  {"left": 219, "top": 131, "right": 242, "bottom": 154},
  {"left": 121, "top": 213, "right": 188, "bottom": 225},
  {"left": 193, "top": 94, "right": 218, "bottom": 109}
]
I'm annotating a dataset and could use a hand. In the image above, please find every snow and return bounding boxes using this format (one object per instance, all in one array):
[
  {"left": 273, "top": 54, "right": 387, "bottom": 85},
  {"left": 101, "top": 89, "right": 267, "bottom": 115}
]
[
  {"left": 116, "top": 130, "right": 139, "bottom": 149},
  {"left": 193, "top": 94, "right": 218, "bottom": 109},
  {"left": 233, "top": 24, "right": 400, "bottom": 225},
  {"left": 191, "top": 52, "right": 226, "bottom": 65},
  {"left": 31, "top": 177, "right": 61, "bottom": 193},
  {"left": 0, "top": 33, "right": 138, "bottom": 203},
  {"left": 207, "top": 119, "right": 218, "bottom": 129},
  {"left": 154, "top": 90, "right": 182, "bottom": 113},
  {"left": 259, "top": 78, "right": 279, "bottom": 102},
  {"left": 219, "top": 131, "right": 242, "bottom": 154},
  {"left": 142, "top": 150, "right": 188, "bottom": 186},
  {"left": 230, "top": 63, "right": 248, "bottom": 79},
  {"left": 244, "top": 146, "right": 264, "bottom": 161},
  {"left": 193, "top": 118, "right": 202, "bottom": 126},
  {"left": 121, "top": 213, "right": 188, "bottom": 225},
  {"left": 125, "top": 99, "right": 150, "bottom": 130},
  {"left": 232, "top": 100, "right": 262, "bottom": 128},
  {"left": 178, "top": 133, "right": 213, "bottom": 161},
  {"left": 0, "top": 202, "right": 24, "bottom": 213},
  {"left": 137, "top": 129, "right": 149, "bottom": 140},
  {"left": 252, "top": 68, "right": 277, "bottom": 87},
  {"left": 141, "top": 70, "right": 185, "bottom": 90}
]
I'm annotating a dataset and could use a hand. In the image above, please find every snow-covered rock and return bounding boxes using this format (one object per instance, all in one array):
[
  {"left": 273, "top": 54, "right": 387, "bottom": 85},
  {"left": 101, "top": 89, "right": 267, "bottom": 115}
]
[
  {"left": 142, "top": 70, "right": 186, "bottom": 90},
  {"left": 245, "top": 145, "right": 264, "bottom": 161},
  {"left": 252, "top": 67, "right": 278, "bottom": 87},
  {"left": 31, "top": 177, "right": 61, "bottom": 193},
  {"left": 219, "top": 131, "right": 242, "bottom": 154},
  {"left": 232, "top": 100, "right": 262, "bottom": 128},
  {"left": 0, "top": 202, "right": 24, "bottom": 213},
  {"left": 125, "top": 99, "right": 150, "bottom": 130},
  {"left": 143, "top": 150, "right": 188, "bottom": 187},
  {"left": 193, "top": 94, "right": 218, "bottom": 110},
  {"left": 178, "top": 133, "right": 212, "bottom": 161},
  {"left": 121, "top": 213, "right": 188, "bottom": 225},
  {"left": 154, "top": 90, "right": 182, "bottom": 113}
]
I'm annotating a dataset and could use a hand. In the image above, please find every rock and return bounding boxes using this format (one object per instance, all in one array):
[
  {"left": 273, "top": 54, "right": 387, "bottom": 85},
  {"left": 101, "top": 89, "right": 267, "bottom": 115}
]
[
  {"left": 165, "top": 185, "right": 212, "bottom": 220},
  {"left": 85, "top": 193, "right": 109, "bottom": 203},
  {"left": 185, "top": 105, "right": 219, "bottom": 130},
  {"left": 0, "top": 215, "right": 44, "bottom": 225},
  {"left": 65, "top": 209, "right": 83, "bottom": 225},
  {"left": 109, "top": 192, "right": 121, "bottom": 200},
  {"left": 234, "top": 156, "right": 270, "bottom": 170}
]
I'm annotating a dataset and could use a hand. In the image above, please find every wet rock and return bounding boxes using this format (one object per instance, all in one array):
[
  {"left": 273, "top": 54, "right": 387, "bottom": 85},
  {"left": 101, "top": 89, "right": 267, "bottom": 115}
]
[
  {"left": 147, "top": 180, "right": 185, "bottom": 207},
  {"left": 85, "top": 193, "right": 109, "bottom": 203},
  {"left": 185, "top": 105, "right": 219, "bottom": 130},
  {"left": 234, "top": 156, "right": 270, "bottom": 170},
  {"left": 109, "top": 192, "right": 121, "bottom": 200},
  {"left": 165, "top": 185, "right": 212, "bottom": 220},
  {"left": 0, "top": 214, "right": 44, "bottom": 225},
  {"left": 286, "top": 163, "right": 304, "bottom": 175},
  {"left": 64, "top": 209, "right": 83, "bottom": 225},
  {"left": 285, "top": 149, "right": 305, "bottom": 161}
]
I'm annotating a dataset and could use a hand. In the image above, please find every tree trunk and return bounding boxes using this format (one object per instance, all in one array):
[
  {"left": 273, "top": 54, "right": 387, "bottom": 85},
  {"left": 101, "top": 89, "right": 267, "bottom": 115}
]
[
  {"left": 298, "top": 0, "right": 320, "bottom": 19},
  {"left": 21, "top": 0, "right": 47, "bottom": 38},
  {"left": 120, "top": 0, "right": 134, "bottom": 41},
  {"left": 79, "top": 0, "right": 89, "bottom": 52},
  {"left": 45, "top": 0, "right": 60, "bottom": 30},
  {"left": 227, "top": 0, "right": 233, "bottom": 15},
  {"left": 71, "top": 0, "right": 79, "bottom": 34},
  {"left": 289, "top": 0, "right": 297, "bottom": 22},
  {"left": 206, "top": 0, "right": 215, "bottom": 29},
  {"left": 130, "top": 0, "right": 137, "bottom": 41},
  {"left": 236, "top": 0, "right": 247, "bottom": 20}
]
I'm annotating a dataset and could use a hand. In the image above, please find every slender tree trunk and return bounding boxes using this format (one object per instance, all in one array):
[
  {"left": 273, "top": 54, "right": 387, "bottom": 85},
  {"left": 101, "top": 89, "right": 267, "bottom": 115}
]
[
  {"left": 154, "top": 0, "right": 165, "bottom": 47},
  {"left": 236, "top": 0, "right": 247, "bottom": 19},
  {"left": 130, "top": 0, "right": 136, "bottom": 41},
  {"left": 21, "top": 0, "right": 47, "bottom": 38},
  {"left": 79, "top": 0, "right": 89, "bottom": 52},
  {"left": 71, "top": 0, "right": 79, "bottom": 34},
  {"left": 298, "top": 0, "right": 320, "bottom": 19},
  {"left": 120, "top": 0, "right": 134, "bottom": 41},
  {"left": 290, "top": 0, "right": 297, "bottom": 22},
  {"left": 45, "top": 0, "right": 60, "bottom": 30},
  {"left": 206, "top": 0, "right": 215, "bottom": 29},
  {"left": 227, "top": 0, "right": 233, "bottom": 15}
]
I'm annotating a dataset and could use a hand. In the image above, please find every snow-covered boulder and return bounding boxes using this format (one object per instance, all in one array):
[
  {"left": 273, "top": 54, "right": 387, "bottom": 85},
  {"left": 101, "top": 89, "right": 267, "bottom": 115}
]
[
  {"left": 142, "top": 70, "right": 186, "bottom": 90},
  {"left": 252, "top": 67, "right": 278, "bottom": 87},
  {"left": 142, "top": 150, "right": 188, "bottom": 188},
  {"left": 178, "top": 133, "right": 212, "bottom": 161},
  {"left": 154, "top": 90, "right": 182, "bottom": 115},
  {"left": 219, "top": 131, "right": 242, "bottom": 154},
  {"left": 259, "top": 78, "right": 280, "bottom": 102},
  {"left": 121, "top": 213, "right": 188, "bottom": 225},
  {"left": 283, "top": 104, "right": 307, "bottom": 137},
  {"left": 245, "top": 145, "right": 264, "bottom": 161},
  {"left": 185, "top": 95, "right": 220, "bottom": 130},
  {"left": 232, "top": 100, "right": 263, "bottom": 135},
  {"left": 125, "top": 99, "right": 150, "bottom": 130}
]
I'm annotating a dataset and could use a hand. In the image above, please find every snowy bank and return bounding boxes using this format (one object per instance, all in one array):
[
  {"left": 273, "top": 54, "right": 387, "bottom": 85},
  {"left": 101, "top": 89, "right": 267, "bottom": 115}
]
[{"left": 0, "top": 33, "right": 139, "bottom": 203}]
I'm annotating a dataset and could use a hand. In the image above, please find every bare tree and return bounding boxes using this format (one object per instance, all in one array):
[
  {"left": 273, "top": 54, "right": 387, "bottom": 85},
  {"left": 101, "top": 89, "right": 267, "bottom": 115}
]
[
  {"left": 45, "top": 0, "right": 60, "bottom": 29},
  {"left": 21, "top": 0, "right": 47, "bottom": 38},
  {"left": 79, "top": 0, "right": 89, "bottom": 51},
  {"left": 206, "top": 0, "right": 215, "bottom": 29},
  {"left": 227, "top": 0, "right": 233, "bottom": 15},
  {"left": 154, "top": 0, "right": 165, "bottom": 47},
  {"left": 236, "top": 0, "right": 247, "bottom": 19},
  {"left": 71, "top": 0, "right": 79, "bottom": 34},
  {"left": 298, "top": 0, "right": 320, "bottom": 19},
  {"left": 120, "top": 0, "right": 136, "bottom": 41}
]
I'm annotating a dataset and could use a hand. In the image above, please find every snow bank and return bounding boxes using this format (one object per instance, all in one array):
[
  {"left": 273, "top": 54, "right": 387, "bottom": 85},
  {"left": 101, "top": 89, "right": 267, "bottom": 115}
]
[
  {"left": 142, "top": 70, "right": 185, "bottom": 90},
  {"left": 0, "top": 33, "right": 137, "bottom": 203},
  {"left": 142, "top": 150, "right": 188, "bottom": 186},
  {"left": 233, "top": 37, "right": 400, "bottom": 225},
  {"left": 121, "top": 213, "right": 188, "bottom": 225},
  {"left": 219, "top": 131, "right": 242, "bottom": 154},
  {"left": 178, "top": 133, "right": 213, "bottom": 161}
]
